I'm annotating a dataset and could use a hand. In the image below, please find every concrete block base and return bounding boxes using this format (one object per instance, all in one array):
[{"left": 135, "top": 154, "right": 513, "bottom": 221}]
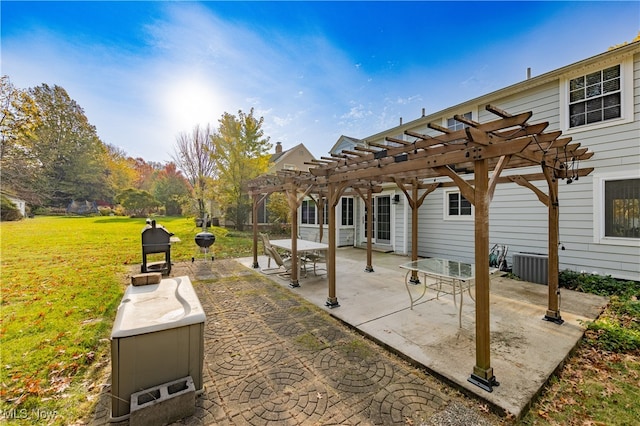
[
  {"left": 131, "top": 273, "right": 162, "bottom": 286},
  {"left": 129, "top": 376, "right": 195, "bottom": 426}
]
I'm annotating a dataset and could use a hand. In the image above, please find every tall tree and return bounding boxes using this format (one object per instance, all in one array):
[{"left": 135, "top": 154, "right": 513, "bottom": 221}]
[
  {"left": 172, "top": 124, "right": 216, "bottom": 218},
  {"left": 211, "top": 108, "right": 271, "bottom": 230},
  {"left": 103, "top": 144, "right": 138, "bottom": 201},
  {"left": 132, "top": 157, "right": 162, "bottom": 192},
  {"left": 153, "top": 162, "right": 191, "bottom": 215},
  {"left": 0, "top": 76, "right": 42, "bottom": 203},
  {"left": 28, "top": 84, "right": 109, "bottom": 206}
]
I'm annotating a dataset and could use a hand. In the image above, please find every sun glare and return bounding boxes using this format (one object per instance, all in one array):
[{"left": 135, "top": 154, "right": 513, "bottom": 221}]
[{"left": 165, "top": 77, "right": 224, "bottom": 130}]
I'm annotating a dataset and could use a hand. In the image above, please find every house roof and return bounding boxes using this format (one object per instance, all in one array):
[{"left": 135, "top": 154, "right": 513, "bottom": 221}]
[
  {"left": 328, "top": 135, "right": 364, "bottom": 156},
  {"left": 268, "top": 143, "right": 316, "bottom": 173}
]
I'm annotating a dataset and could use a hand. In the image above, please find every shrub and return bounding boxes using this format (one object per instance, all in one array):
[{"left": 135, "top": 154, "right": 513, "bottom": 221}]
[
  {"left": 562, "top": 271, "right": 640, "bottom": 353},
  {"left": 99, "top": 206, "right": 113, "bottom": 216},
  {"left": 559, "top": 270, "right": 640, "bottom": 299},
  {"left": 584, "top": 318, "right": 640, "bottom": 352}
]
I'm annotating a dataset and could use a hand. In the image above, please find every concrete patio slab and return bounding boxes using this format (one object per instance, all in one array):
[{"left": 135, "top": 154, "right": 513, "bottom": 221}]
[{"left": 238, "top": 247, "right": 608, "bottom": 418}]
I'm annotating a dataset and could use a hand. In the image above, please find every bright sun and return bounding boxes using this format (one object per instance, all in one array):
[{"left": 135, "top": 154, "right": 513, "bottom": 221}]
[{"left": 165, "top": 76, "right": 224, "bottom": 130}]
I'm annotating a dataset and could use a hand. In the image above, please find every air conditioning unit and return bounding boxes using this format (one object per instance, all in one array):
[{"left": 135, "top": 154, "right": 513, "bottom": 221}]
[{"left": 512, "top": 252, "right": 548, "bottom": 285}]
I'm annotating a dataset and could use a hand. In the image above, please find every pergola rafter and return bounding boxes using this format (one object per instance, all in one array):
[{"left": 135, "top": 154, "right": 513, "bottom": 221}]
[{"left": 246, "top": 105, "right": 594, "bottom": 393}]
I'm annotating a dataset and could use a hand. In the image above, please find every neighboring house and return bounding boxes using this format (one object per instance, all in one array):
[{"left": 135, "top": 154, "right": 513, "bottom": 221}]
[
  {"left": 300, "top": 42, "right": 640, "bottom": 281},
  {"left": 256, "top": 142, "right": 316, "bottom": 224}
]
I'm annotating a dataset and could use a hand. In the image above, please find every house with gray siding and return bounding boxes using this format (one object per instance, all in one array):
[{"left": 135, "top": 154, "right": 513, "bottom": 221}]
[{"left": 299, "top": 41, "right": 639, "bottom": 281}]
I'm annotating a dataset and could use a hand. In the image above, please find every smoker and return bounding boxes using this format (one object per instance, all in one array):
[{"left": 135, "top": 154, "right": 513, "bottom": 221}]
[
  {"left": 192, "top": 215, "right": 215, "bottom": 262},
  {"left": 141, "top": 219, "right": 173, "bottom": 275}
]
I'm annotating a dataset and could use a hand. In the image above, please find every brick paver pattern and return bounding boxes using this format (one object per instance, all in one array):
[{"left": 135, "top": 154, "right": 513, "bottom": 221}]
[{"left": 91, "top": 260, "right": 493, "bottom": 425}]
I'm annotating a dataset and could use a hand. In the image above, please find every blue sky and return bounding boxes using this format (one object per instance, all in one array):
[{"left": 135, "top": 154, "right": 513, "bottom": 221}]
[{"left": 2, "top": 1, "right": 639, "bottom": 163}]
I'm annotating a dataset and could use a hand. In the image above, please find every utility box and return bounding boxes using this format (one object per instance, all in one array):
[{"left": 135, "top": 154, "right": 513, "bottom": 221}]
[
  {"left": 513, "top": 252, "right": 549, "bottom": 285},
  {"left": 110, "top": 276, "right": 205, "bottom": 421}
]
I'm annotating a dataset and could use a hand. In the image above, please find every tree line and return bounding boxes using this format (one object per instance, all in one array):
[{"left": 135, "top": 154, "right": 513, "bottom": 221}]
[{"left": 1, "top": 75, "right": 272, "bottom": 228}]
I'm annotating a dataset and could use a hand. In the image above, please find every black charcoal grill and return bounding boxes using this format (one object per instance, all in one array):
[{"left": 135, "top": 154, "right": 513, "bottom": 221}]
[
  {"left": 141, "top": 219, "right": 173, "bottom": 275},
  {"left": 192, "top": 215, "right": 215, "bottom": 262}
]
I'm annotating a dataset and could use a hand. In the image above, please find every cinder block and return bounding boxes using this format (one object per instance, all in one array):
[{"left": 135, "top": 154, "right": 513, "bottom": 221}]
[
  {"left": 129, "top": 376, "right": 196, "bottom": 426},
  {"left": 131, "top": 273, "right": 162, "bottom": 286}
]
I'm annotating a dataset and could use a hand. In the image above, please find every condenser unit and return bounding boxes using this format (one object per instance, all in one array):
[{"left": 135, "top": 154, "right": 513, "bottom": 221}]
[{"left": 512, "top": 252, "right": 548, "bottom": 285}]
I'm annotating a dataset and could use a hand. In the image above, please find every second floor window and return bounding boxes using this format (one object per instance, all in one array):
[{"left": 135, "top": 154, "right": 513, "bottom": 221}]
[{"left": 569, "top": 64, "right": 621, "bottom": 128}]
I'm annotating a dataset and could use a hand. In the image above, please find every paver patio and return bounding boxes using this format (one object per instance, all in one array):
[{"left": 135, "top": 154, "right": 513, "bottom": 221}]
[
  {"left": 89, "top": 255, "right": 498, "bottom": 425},
  {"left": 89, "top": 247, "right": 607, "bottom": 424}
]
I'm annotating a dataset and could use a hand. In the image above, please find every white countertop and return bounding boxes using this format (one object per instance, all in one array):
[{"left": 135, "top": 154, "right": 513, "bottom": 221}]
[{"left": 111, "top": 275, "right": 205, "bottom": 338}]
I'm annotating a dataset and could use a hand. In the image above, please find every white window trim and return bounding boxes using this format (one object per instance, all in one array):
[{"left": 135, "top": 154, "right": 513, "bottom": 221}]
[
  {"left": 592, "top": 170, "right": 640, "bottom": 247},
  {"left": 559, "top": 56, "right": 633, "bottom": 134},
  {"left": 443, "top": 188, "right": 474, "bottom": 221}
]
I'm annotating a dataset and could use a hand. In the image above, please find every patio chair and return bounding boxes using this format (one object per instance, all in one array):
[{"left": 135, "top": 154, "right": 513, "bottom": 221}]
[
  {"left": 305, "top": 235, "right": 327, "bottom": 276},
  {"left": 259, "top": 232, "right": 275, "bottom": 268}
]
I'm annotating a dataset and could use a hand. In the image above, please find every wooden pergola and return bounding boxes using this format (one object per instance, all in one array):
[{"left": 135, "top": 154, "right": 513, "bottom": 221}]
[{"left": 246, "top": 105, "right": 593, "bottom": 392}]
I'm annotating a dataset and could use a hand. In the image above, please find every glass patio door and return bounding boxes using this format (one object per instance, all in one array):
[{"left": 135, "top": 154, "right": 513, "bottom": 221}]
[{"left": 363, "top": 195, "right": 391, "bottom": 245}]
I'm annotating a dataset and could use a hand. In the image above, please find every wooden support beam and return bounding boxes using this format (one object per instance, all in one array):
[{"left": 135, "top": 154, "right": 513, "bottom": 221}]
[
  {"left": 426, "top": 122, "right": 451, "bottom": 134},
  {"left": 488, "top": 155, "right": 510, "bottom": 202},
  {"left": 486, "top": 104, "right": 512, "bottom": 118},
  {"left": 543, "top": 166, "right": 563, "bottom": 324},
  {"left": 435, "top": 166, "right": 475, "bottom": 205},
  {"left": 454, "top": 113, "right": 480, "bottom": 128},
  {"left": 465, "top": 126, "right": 493, "bottom": 145},
  {"left": 251, "top": 194, "right": 260, "bottom": 269},
  {"left": 354, "top": 146, "right": 378, "bottom": 153},
  {"left": 508, "top": 175, "right": 550, "bottom": 206},
  {"left": 469, "top": 157, "right": 499, "bottom": 392},
  {"left": 385, "top": 136, "right": 412, "bottom": 145}
]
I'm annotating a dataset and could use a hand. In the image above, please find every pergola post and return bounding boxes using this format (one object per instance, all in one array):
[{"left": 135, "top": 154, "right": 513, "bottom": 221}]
[
  {"left": 468, "top": 158, "right": 499, "bottom": 392},
  {"left": 409, "top": 180, "right": 420, "bottom": 283},
  {"left": 365, "top": 188, "right": 374, "bottom": 272},
  {"left": 326, "top": 182, "right": 339, "bottom": 307},
  {"left": 286, "top": 188, "right": 301, "bottom": 288},
  {"left": 251, "top": 194, "right": 260, "bottom": 268},
  {"left": 544, "top": 170, "right": 563, "bottom": 323},
  {"left": 317, "top": 195, "right": 325, "bottom": 243}
]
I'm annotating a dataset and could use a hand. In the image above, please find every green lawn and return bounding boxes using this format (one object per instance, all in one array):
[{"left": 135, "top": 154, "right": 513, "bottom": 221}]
[
  {"left": 1, "top": 216, "right": 638, "bottom": 425},
  {"left": 0, "top": 215, "right": 253, "bottom": 424}
]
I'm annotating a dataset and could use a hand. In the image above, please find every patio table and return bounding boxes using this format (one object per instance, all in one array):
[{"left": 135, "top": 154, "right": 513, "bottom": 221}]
[
  {"left": 270, "top": 239, "right": 328, "bottom": 253},
  {"left": 399, "top": 258, "right": 475, "bottom": 328},
  {"left": 270, "top": 239, "right": 329, "bottom": 277}
]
